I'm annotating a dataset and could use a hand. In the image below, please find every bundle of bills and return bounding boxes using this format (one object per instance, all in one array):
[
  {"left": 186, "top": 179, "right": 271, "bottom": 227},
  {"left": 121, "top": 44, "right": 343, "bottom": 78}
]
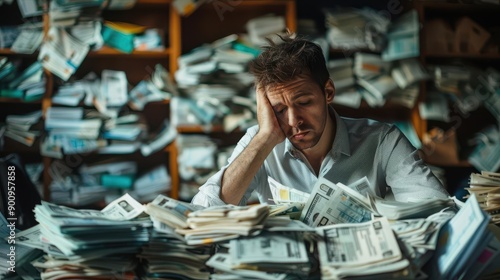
[
  {"left": 300, "top": 177, "right": 374, "bottom": 227},
  {"left": 317, "top": 217, "right": 414, "bottom": 279},
  {"left": 145, "top": 194, "right": 204, "bottom": 229},
  {"left": 18, "top": 193, "right": 150, "bottom": 279},
  {"left": 369, "top": 196, "right": 455, "bottom": 220},
  {"left": 207, "top": 231, "right": 312, "bottom": 279},
  {"left": 138, "top": 230, "right": 212, "bottom": 280},
  {"left": 465, "top": 171, "right": 500, "bottom": 224},
  {"left": 390, "top": 209, "right": 456, "bottom": 275},
  {"left": 176, "top": 204, "right": 270, "bottom": 245}
]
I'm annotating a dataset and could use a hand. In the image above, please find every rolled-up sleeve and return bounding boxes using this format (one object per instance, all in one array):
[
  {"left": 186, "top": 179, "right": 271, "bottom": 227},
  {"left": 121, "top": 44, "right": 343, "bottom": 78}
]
[
  {"left": 191, "top": 126, "right": 263, "bottom": 207},
  {"left": 191, "top": 166, "right": 230, "bottom": 207}
]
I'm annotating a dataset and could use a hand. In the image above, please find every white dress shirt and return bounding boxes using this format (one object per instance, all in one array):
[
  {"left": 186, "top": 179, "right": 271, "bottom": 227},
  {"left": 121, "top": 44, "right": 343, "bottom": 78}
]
[{"left": 192, "top": 109, "right": 449, "bottom": 207}]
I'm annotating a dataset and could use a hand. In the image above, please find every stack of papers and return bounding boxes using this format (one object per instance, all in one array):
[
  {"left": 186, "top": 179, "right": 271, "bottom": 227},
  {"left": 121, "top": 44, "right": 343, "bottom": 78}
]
[
  {"left": 465, "top": 171, "right": 500, "bottom": 225},
  {"left": 299, "top": 177, "right": 373, "bottom": 227},
  {"left": 138, "top": 230, "right": 211, "bottom": 280},
  {"left": 4, "top": 110, "right": 43, "bottom": 147},
  {"left": 370, "top": 196, "right": 454, "bottom": 220},
  {"left": 145, "top": 194, "right": 204, "bottom": 230},
  {"left": 17, "top": 194, "right": 151, "bottom": 279},
  {"left": 207, "top": 231, "right": 311, "bottom": 279},
  {"left": 429, "top": 194, "right": 500, "bottom": 279},
  {"left": 318, "top": 218, "right": 412, "bottom": 279},
  {"left": 177, "top": 204, "right": 269, "bottom": 245}
]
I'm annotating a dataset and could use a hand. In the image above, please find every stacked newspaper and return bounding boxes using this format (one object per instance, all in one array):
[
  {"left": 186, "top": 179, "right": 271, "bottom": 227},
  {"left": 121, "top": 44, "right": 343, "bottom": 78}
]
[
  {"left": 207, "top": 231, "right": 312, "bottom": 279},
  {"left": 465, "top": 171, "right": 500, "bottom": 225},
  {"left": 317, "top": 217, "right": 414, "bottom": 279},
  {"left": 369, "top": 196, "right": 455, "bottom": 220},
  {"left": 17, "top": 194, "right": 150, "bottom": 279},
  {"left": 390, "top": 209, "right": 456, "bottom": 275},
  {"left": 428, "top": 194, "right": 500, "bottom": 279},
  {"left": 145, "top": 194, "right": 204, "bottom": 230},
  {"left": 138, "top": 230, "right": 212, "bottom": 280},
  {"left": 142, "top": 194, "right": 212, "bottom": 279},
  {"left": 300, "top": 177, "right": 374, "bottom": 227},
  {"left": 1, "top": 213, "right": 42, "bottom": 279},
  {"left": 176, "top": 204, "right": 270, "bottom": 245}
]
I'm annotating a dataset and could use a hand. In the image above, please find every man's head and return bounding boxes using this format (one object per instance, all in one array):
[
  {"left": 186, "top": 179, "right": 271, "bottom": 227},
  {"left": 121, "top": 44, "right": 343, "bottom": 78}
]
[
  {"left": 249, "top": 34, "right": 330, "bottom": 91},
  {"left": 250, "top": 35, "right": 336, "bottom": 152}
]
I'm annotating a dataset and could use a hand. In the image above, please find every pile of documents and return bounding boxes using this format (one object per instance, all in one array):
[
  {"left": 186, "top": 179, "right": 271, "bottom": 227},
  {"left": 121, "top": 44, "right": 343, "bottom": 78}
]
[
  {"left": 15, "top": 194, "right": 151, "bottom": 279},
  {"left": 145, "top": 194, "right": 204, "bottom": 230},
  {"left": 7, "top": 184, "right": 500, "bottom": 279},
  {"left": 177, "top": 204, "right": 269, "bottom": 245},
  {"left": 173, "top": 36, "right": 257, "bottom": 132},
  {"left": 207, "top": 231, "right": 312, "bottom": 279},
  {"left": 465, "top": 171, "right": 500, "bottom": 225},
  {"left": 3, "top": 110, "right": 43, "bottom": 147},
  {"left": 323, "top": 9, "right": 429, "bottom": 109},
  {"left": 138, "top": 229, "right": 212, "bottom": 280},
  {"left": 428, "top": 195, "right": 500, "bottom": 279},
  {"left": 0, "top": 213, "right": 42, "bottom": 280},
  {"left": 390, "top": 209, "right": 456, "bottom": 274},
  {"left": 318, "top": 218, "right": 413, "bottom": 279},
  {"left": 245, "top": 15, "right": 286, "bottom": 46},
  {"left": 42, "top": 106, "right": 107, "bottom": 158},
  {"left": 142, "top": 195, "right": 212, "bottom": 279},
  {"left": 369, "top": 195, "right": 455, "bottom": 220},
  {"left": 299, "top": 177, "right": 374, "bottom": 227},
  {"left": 0, "top": 59, "right": 46, "bottom": 101},
  {"left": 325, "top": 7, "right": 390, "bottom": 51}
]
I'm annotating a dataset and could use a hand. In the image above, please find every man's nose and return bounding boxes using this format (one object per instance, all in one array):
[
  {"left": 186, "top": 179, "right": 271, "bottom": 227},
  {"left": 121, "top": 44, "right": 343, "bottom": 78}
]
[{"left": 287, "top": 108, "right": 302, "bottom": 127}]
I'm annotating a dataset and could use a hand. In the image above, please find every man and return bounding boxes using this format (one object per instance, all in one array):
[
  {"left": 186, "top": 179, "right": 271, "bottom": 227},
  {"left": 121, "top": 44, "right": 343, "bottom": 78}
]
[{"left": 192, "top": 35, "right": 448, "bottom": 207}]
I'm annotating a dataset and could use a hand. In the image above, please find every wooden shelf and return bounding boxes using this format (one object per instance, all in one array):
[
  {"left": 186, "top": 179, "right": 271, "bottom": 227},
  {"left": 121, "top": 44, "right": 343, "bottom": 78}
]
[
  {"left": 87, "top": 46, "right": 171, "bottom": 58},
  {"left": 181, "top": 0, "right": 296, "bottom": 53},
  {"left": 136, "top": 0, "right": 172, "bottom": 5},
  {"left": 176, "top": 125, "right": 227, "bottom": 134},
  {"left": 329, "top": 47, "right": 380, "bottom": 56},
  {"left": 1, "top": 136, "right": 42, "bottom": 155},
  {"left": 425, "top": 52, "right": 500, "bottom": 60},
  {"left": 417, "top": 1, "right": 500, "bottom": 12},
  {"left": 414, "top": 0, "right": 500, "bottom": 170},
  {"left": 0, "top": 97, "right": 43, "bottom": 103},
  {"left": 333, "top": 101, "right": 413, "bottom": 122},
  {"left": 0, "top": 49, "right": 38, "bottom": 56}
]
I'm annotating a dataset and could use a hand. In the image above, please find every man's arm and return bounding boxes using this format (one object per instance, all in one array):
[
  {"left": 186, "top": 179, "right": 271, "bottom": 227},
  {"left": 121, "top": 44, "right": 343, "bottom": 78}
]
[
  {"left": 220, "top": 86, "right": 285, "bottom": 205},
  {"left": 382, "top": 126, "right": 449, "bottom": 201}
]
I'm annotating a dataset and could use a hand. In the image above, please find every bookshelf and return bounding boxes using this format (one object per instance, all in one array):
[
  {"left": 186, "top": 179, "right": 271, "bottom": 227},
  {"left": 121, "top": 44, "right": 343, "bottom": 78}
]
[
  {"left": 172, "top": 0, "right": 296, "bottom": 199},
  {"left": 414, "top": 1, "right": 499, "bottom": 169},
  {"left": 0, "top": 0, "right": 181, "bottom": 203},
  {"left": 54, "top": 0, "right": 181, "bottom": 203},
  {"left": 0, "top": 0, "right": 53, "bottom": 197}
]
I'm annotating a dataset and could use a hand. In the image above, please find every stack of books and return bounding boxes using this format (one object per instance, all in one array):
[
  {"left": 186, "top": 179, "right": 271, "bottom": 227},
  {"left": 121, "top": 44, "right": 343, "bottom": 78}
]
[
  {"left": 465, "top": 171, "right": 500, "bottom": 225},
  {"left": 3, "top": 110, "right": 43, "bottom": 147},
  {"left": 0, "top": 59, "right": 45, "bottom": 101}
]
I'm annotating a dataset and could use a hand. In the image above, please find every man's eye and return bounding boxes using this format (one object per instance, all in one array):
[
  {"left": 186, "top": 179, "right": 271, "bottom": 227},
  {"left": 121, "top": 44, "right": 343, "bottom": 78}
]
[
  {"left": 275, "top": 108, "right": 286, "bottom": 115},
  {"left": 299, "top": 101, "right": 311, "bottom": 106}
]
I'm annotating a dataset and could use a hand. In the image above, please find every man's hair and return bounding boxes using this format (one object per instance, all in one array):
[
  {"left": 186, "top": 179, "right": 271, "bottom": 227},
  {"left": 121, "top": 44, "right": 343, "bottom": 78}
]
[{"left": 249, "top": 34, "right": 330, "bottom": 90}]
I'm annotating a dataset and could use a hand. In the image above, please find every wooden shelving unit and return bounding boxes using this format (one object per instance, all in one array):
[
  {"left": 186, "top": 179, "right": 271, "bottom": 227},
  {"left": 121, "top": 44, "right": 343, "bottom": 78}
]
[
  {"left": 1, "top": 0, "right": 181, "bottom": 203},
  {"left": 414, "top": 1, "right": 499, "bottom": 168}
]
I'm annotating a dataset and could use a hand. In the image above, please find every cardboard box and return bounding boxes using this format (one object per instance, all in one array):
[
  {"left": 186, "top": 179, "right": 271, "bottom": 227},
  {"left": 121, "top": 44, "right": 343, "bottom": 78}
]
[
  {"left": 454, "top": 17, "right": 490, "bottom": 53},
  {"left": 425, "top": 19, "right": 455, "bottom": 53}
]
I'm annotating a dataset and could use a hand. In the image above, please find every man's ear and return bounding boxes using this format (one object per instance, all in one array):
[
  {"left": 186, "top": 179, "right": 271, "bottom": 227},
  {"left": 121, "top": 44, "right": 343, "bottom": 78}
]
[{"left": 324, "top": 79, "right": 335, "bottom": 104}]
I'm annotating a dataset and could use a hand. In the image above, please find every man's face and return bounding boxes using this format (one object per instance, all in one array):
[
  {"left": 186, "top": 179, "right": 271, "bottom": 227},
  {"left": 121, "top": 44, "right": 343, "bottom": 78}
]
[{"left": 266, "top": 76, "right": 333, "bottom": 150}]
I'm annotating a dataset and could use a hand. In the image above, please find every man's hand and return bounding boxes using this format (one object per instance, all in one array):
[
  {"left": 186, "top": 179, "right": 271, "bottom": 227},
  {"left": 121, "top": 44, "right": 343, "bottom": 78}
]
[{"left": 256, "top": 85, "right": 286, "bottom": 145}]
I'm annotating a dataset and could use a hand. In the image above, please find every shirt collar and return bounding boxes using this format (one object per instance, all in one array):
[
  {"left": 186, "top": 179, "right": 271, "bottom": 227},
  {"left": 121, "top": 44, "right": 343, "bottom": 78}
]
[{"left": 284, "top": 106, "right": 351, "bottom": 158}]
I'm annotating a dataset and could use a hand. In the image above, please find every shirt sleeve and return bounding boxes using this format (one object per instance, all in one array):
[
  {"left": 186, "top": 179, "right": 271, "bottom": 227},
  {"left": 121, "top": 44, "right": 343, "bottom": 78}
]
[
  {"left": 191, "top": 126, "right": 264, "bottom": 207},
  {"left": 380, "top": 125, "right": 450, "bottom": 201}
]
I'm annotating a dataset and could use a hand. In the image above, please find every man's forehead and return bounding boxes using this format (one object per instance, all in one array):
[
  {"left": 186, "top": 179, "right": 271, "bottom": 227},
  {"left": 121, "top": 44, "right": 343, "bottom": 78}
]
[{"left": 265, "top": 80, "right": 320, "bottom": 99}]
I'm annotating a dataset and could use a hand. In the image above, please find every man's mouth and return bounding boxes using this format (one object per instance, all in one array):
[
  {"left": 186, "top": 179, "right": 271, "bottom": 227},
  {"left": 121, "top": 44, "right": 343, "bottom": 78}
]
[{"left": 292, "top": 131, "right": 308, "bottom": 140}]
